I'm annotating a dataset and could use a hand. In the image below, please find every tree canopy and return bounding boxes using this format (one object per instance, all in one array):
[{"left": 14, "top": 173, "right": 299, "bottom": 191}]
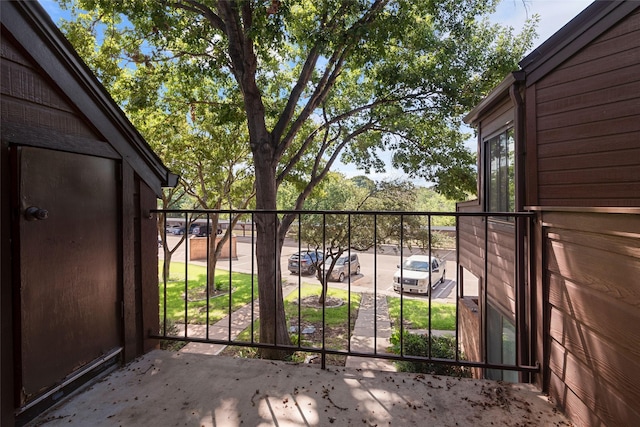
[{"left": 58, "top": 0, "right": 536, "bottom": 201}]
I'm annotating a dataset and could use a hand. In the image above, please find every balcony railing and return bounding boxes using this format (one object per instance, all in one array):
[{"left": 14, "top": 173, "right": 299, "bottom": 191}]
[{"left": 151, "top": 209, "right": 537, "bottom": 379}]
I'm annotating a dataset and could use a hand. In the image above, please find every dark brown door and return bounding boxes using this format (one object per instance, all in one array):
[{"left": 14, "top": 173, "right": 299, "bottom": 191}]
[{"left": 16, "top": 146, "right": 121, "bottom": 404}]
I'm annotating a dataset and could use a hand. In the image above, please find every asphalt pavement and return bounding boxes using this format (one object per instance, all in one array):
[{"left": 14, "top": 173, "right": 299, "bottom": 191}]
[{"left": 161, "top": 234, "right": 475, "bottom": 303}]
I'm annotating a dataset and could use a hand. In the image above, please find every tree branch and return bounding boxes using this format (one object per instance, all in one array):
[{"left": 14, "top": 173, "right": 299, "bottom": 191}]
[
  {"left": 270, "top": 44, "right": 321, "bottom": 143},
  {"left": 273, "top": 0, "right": 390, "bottom": 162},
  {"left": 168, "top": 0, "right": 226, "bottom": 33},
  {"left": 274, "top": 46, "right": 348, "bottom": 162},
  {"left": 275, "top": 89, "right": 433, "bottom": 185},
  {"left": 270, "top": 1, "right": 351, "bottom": 144}
]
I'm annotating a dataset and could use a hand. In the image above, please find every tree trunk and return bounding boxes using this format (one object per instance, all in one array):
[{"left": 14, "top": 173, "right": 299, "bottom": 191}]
[
  {"left": 161, "top": 233, "right": 187, "bottom": 290},
  {"left": 206, "top": 213, "right": 222, "bottom": 295},
  {"left": 318, "top": 254, "right": 341, "bottom": 305},
  {"left": 230, "top": 28, "right": 291, "bottom": 357},
  {"left": 253, "top": 154, "right": 292, "bottom": 359},
  {"left": 318, "top": 276, "right": 328, "bottom": 305},
  {"left": 163, "top": 254, "right": 172, "bottom": 284},
  {"left": 206, "top": 237, "right": 218, "bottom": 295},
  {"left": 207, "top": 213, "right": 250, "bottom": 295}
]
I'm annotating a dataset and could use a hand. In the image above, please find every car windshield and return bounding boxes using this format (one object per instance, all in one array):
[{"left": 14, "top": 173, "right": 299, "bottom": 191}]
[
  {"left": 326, "top": 256, "right": 348, "bottom": 266},
  {"left": 292, "top": 252, "right": 321, "bottom": 260},
  {"left": 402, "top": 259, "right": 430, "bottom": 272}
]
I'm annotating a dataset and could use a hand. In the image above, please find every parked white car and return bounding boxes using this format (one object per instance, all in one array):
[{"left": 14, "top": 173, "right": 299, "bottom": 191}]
[{"left": 392, "top": 255, "right": 445, "bottom": 294}]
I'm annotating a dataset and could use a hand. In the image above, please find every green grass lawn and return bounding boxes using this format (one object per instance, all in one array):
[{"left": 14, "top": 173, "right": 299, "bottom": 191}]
[
  {"left": 234, "top": 285, "right": 361, "bottom": 339},
  {"left": 159, "top": 261, "right": 258, "bottom": 324},
  {"left": 159, "top": 261, "right": 456, "bottom": 367},
  {"left": 386, "top": 297, "right": 456, "bottom": 330},
  {"left": 229, "top": 284, "right": 361, "bottom": 363},
  {"left": 284, "top": 284, "right": 361, "bottom": 325},
  {"left": 159, "top": 262, "right": 360, "bottom": 336}
]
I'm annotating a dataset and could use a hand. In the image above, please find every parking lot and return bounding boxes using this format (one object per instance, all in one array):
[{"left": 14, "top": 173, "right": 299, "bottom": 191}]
[{"left": 160, "top": 234, "right": 476, "bottom": 303}]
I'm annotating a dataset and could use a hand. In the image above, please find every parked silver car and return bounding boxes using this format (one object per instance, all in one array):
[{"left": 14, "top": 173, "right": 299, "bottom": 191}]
[
  {"left": 323, "top": 253, "right": 361, "bottom": 282},
  {"left": 392, "top": 255, "right": 445, "bottom": 294}
]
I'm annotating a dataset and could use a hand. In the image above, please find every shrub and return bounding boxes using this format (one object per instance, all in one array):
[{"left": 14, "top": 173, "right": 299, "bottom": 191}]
[
  {"left": 389, "top": 330, "right": 471, "bottom": 377},
  {"left": 159, "top": 317, "right": 187, "bottom": 351}
]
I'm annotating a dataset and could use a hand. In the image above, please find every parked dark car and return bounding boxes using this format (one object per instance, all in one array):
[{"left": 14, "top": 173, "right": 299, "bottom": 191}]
[
  {"left": 193, "top": 225, "right": 210, "bottom": 237},
  {"left": 193, "top": 225, "right": 224, "bottom": 237},
  {"left": 288, "top": 250, "right": 324, "bottom": 275},
  {"left": 168, "top": 224, "right": 198, "bottom": 235}
]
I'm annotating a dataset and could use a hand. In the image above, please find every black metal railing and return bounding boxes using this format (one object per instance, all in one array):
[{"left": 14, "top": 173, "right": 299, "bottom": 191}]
[{"left": 151, "top": 209, "right": 538, "bottom": 379}]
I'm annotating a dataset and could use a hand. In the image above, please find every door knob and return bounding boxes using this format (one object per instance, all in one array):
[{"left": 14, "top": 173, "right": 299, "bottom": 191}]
[{"left": 24, "top": 206, "right": 49, "bottom": 221}]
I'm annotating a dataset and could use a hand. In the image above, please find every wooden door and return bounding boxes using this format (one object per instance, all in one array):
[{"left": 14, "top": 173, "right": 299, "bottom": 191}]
[{"left": 16, "top": 146, "right": 121, "bottom": 404}]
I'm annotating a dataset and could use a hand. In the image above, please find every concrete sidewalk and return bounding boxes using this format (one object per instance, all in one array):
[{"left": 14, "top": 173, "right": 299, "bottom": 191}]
[
  {"left": 345, "top": 292, "right": 396, "bottom": 371},
  {"left": 177, "top": 286, "right": 449, "bottom": 371}
]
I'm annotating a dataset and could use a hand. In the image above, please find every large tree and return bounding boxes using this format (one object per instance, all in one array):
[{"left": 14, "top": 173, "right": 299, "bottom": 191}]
[{"left": 57, "top": 0, "right": 537, "bottom": 358}]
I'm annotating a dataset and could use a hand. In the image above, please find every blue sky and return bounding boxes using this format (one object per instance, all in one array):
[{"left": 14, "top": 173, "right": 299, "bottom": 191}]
[
  {"left": 39, "top": 0, "right": 594, "bottom": 185},
  {"left": 494, "top": 0, "right": 594, "bottom": 44}
]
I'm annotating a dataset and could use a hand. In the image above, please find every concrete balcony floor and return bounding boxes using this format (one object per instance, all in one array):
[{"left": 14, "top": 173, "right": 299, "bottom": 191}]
[{"left": 29, "top": 350, "right": 572, "bottom": 426}]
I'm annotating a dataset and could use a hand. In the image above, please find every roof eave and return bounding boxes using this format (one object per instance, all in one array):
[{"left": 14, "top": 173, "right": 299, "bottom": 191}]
[
  {"left": 520, "top": 0, "right": 640, "bottom": 86},
  {"left": 464, "top": 72, "right": 522, "bottom": 125},
  {"left": 2, "top": 1, "right": 177, "bottom": 195}
]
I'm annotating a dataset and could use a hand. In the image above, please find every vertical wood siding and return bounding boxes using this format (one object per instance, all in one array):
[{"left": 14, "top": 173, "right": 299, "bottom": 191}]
[
  {"left": 140, "top": 180, "right": 160, "bottom": 354},
  {"left": 533, "top": 10, "right": 640, "bottom": 207},
  {"left": 543, "top": 211, "right": 640, "bottom": 426},
  {"left": 122, "top": 162, "right": 138, "bottom": 362}
]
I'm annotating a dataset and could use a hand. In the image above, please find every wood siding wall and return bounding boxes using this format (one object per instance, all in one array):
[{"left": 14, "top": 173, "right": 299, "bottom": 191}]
[
  {"left": 477, "top": 95, "right": 514, "bottom": 138},
  {"left": 542, "top": 211, "right": 640, "bottom": 426},
  {"left": 458, "top": 296, "right": 482, "bottom": 378},
  {"left": 463, "top": 6, "right": 640, "bottom": 427},
  {"left": 458, "top": 88, "right": 518, "bottom": 316},
  {"left": 0, "top": 32, "right": 96, "bottom": 139},
  {"left": 458, "top": 214, "right": 517, "bottom": 320},
  {"left": 532, "top": 9, "right": 640, "bottom": 207}
]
